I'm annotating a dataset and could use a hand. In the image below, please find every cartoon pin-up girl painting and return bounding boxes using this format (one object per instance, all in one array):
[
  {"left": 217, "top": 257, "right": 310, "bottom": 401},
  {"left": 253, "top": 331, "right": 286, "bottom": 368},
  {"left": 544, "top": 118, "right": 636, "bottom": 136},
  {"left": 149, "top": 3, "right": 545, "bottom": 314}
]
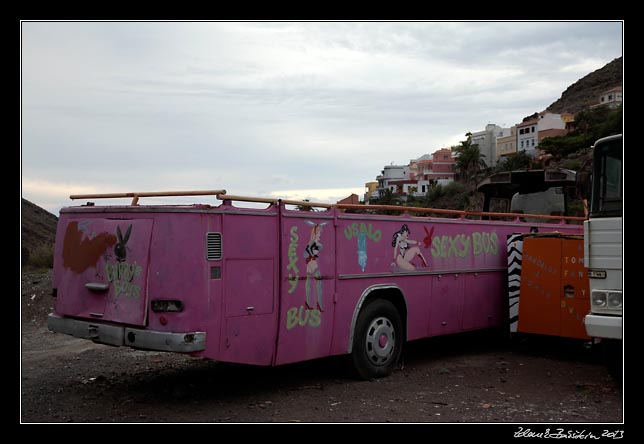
[
  {"left": 304, "top": 221, "right": 328, "bottom": 311},
  {"left": 391, "top": 224, "right": 429, "bottom": 271}
]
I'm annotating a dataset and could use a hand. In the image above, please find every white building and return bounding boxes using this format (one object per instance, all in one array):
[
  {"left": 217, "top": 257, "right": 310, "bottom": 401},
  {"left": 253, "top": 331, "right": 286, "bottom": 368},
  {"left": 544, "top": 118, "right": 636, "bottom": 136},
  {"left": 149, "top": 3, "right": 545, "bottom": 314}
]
[
  {"left": 517, "top": 118, "right": 538, "bottom": 156},
  {"left": 469, "top": 124, "right": 510, "bottom": 167},
  {"left": 376, "top": 164, "right": 409, "bottom": 194},
  {"left": 517, "top": 112, "right": 566, "bottom": 158},
  {"left": 496, "top": 125, "right": 517, "bottom": 160},
  {"left": 598, "top": 86, "right": 622, "bottom": 109},
  {"left": 373, "top": 150, "right": 455, "bottom": 202}
]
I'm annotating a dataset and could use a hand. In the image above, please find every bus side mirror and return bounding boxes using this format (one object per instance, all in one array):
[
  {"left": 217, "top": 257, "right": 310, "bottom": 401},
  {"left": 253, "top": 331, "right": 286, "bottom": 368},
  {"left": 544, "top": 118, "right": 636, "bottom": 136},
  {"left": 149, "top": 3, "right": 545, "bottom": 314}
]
[
  {"left": 576, "top": 156, "right": 593, "bottom": 201},
  {"left": 576, "top": 170, "right": 592, "bottom": 201}
]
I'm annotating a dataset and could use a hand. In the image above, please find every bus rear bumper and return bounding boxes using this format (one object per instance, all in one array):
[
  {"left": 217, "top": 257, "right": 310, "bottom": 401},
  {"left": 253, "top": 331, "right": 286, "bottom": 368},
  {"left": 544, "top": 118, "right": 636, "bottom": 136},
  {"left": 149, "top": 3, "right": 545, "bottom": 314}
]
[
  {"left": 47, "top": 314, "right": 206, "bottom": 353},
  {"left": 584, "top": 314, "right": 622, "bottom": 340}
]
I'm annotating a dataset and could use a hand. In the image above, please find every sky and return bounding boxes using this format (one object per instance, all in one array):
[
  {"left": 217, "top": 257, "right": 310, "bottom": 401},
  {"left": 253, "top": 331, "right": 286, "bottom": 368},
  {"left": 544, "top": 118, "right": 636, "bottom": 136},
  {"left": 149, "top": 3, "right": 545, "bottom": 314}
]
[{"left": 21, "top": 21, "right": 623, "bottom": 215}]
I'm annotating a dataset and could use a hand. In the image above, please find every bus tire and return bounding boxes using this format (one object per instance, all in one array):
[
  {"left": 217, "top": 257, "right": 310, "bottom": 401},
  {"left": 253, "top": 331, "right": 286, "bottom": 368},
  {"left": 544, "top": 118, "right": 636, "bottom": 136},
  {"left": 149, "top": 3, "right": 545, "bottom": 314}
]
[{"left": 351, "top": 299, "right": 403, "bottom": 380}]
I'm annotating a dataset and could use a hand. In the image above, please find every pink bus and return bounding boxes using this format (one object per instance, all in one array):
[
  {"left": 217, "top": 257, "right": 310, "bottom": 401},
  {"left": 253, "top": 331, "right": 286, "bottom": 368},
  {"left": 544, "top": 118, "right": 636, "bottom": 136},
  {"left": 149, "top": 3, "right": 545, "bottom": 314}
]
[{"left": 48, "top": 184, "right": 584, "bottom": 379}]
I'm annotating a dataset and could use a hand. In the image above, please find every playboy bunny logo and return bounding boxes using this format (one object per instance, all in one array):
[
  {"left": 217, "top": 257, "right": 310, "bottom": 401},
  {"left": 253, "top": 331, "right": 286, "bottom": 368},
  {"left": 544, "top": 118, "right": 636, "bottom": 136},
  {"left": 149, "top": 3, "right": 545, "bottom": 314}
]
[
  {"left": 114, "top": 224, "right": 133, "bottom": 262},
  {"left": 422, "top": 226, "right": 435, "bottom": 249}
]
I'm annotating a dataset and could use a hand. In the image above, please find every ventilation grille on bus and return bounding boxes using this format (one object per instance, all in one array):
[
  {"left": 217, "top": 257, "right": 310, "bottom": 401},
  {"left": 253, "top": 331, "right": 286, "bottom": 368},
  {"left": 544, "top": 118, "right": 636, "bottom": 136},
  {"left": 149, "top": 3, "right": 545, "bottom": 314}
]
[{"left": 206, "top": 232, "right": 222, "bottom": 260}]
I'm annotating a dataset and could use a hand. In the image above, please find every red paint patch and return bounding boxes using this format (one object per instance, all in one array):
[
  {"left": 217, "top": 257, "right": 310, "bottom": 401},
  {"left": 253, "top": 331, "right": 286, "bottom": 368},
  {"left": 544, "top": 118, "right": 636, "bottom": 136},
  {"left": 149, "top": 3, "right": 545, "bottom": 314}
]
[{"left": 62, "top": 221, "right": 117, "bottom": 273}]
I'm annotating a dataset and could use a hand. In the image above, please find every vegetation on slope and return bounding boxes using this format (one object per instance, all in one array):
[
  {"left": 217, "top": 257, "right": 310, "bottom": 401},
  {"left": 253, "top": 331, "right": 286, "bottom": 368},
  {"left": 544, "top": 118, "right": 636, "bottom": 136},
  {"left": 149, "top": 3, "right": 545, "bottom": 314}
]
[
  {"left": 21, "top": 198, "right": 58, "bottom": 268},
  {"left": 547, "top": 57, "right": 622, "bottom": 114}
]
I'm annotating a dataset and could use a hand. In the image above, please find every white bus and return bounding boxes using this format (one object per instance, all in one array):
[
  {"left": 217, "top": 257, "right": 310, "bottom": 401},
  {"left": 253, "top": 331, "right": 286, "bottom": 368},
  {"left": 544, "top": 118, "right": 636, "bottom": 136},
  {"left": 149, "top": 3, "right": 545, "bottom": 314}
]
[{"left": 582, "top": 134, "right": 623, "bottom": 379}]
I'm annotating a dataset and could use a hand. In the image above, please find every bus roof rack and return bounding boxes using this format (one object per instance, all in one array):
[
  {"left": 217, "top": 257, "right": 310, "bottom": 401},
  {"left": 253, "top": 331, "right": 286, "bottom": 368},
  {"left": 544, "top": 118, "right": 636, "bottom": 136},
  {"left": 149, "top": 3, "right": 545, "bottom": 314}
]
[
  {"left": 70, "top": 189, "right": 227, "bottom": 206},
  {"left": 69, "top": 188, "right": 585, "bottom": 223}
]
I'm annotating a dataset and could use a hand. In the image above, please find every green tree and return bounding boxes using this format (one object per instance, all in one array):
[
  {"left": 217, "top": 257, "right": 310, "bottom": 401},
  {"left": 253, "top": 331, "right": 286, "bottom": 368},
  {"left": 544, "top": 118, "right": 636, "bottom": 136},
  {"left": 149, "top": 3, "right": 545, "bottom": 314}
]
[
  {"left": 497, "top": 150, "right": 533, "bottom": 171},
  {"left": 453, "top": 132, "right": 488, "bottom": 189},
  {"left": 575, "top": 106, "right": 613, "bottom": 142},
  {"left": 375, "top": 188, "right": 397, "bottom": 206},
  {"left": 540, "top": 105, "right": 622, "bottom": 159},
  {"left": 602, "top": 105, "right": 623, "bottom": 137},
  {"left": 539, "top": 134, "right": 587, "bottom": 159},
  {"left": 424, "top": 184, "right": 444, "bottom": 204}
]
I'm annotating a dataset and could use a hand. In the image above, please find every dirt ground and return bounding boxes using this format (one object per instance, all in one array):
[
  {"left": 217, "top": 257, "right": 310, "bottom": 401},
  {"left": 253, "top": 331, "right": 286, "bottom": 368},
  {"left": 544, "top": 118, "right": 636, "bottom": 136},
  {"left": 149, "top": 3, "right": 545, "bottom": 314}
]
[{"left": 20, "top": 269, "right": 623, "bottom": 425}]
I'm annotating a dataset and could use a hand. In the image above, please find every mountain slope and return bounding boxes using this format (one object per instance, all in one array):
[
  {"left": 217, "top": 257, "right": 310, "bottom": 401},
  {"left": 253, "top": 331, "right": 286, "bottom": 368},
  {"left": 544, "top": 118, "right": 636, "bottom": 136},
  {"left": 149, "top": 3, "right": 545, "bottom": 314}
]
[
  {"left": 547, "top": 57, "right": 622, "bottom": 114},
  {"left": 21, "top": 198, "right": 58, "bottom": 265}
]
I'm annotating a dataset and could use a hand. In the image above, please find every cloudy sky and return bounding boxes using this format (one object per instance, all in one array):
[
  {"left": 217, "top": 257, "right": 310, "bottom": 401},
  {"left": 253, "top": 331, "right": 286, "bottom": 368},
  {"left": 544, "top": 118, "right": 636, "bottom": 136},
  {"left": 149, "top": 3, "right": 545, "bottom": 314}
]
[{"left": 21, "top": 21, "right": 622, "bottom": 215}]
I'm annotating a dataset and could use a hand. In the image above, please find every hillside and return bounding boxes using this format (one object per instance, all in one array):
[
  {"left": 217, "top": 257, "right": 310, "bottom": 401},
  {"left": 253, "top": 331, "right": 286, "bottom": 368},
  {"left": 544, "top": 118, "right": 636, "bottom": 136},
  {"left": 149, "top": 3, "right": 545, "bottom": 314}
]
[
  {"left": 21, "top": 198, "right": 58, "bottom": 266},
  {"left": 546, "top": 57, "right": 622, "bottom": 114}
]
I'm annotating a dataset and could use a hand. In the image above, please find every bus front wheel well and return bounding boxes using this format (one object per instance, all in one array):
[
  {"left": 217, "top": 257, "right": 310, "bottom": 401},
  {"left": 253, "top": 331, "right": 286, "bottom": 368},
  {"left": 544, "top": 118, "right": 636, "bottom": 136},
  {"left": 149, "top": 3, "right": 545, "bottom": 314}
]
[{"left": 347, "top": 285, "right": 408, "bottom": 354}]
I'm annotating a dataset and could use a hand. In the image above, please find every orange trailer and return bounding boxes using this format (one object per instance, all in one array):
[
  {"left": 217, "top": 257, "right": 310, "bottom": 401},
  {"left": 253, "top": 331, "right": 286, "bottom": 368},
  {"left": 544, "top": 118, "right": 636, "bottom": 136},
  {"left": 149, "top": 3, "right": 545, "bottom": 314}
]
[
  {"left": 477, "top": 169, "right": 590, "bottom": 341},
  {"left": 516, "top": 234, "right": 590, "bottom": 340}
]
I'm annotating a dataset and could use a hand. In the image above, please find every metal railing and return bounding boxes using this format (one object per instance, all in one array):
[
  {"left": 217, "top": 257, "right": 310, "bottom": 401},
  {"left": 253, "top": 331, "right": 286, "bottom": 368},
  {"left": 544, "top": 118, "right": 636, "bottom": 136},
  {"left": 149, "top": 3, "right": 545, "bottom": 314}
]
[{"left": 69, "top": 190, "right": 586, "bottom": 223}]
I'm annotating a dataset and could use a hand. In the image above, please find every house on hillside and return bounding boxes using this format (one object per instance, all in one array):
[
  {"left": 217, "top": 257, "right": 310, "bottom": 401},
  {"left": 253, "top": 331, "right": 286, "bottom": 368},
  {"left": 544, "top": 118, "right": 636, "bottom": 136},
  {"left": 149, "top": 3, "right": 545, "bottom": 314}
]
[
  {"left": 376, "top": 164, "right": 409, "bottom": 195},
  {"left": 363, "top": 181, "right": 378, "bottom": 204},
  {"left": 517, "top": 112, "right": 567, "bottom": 159},
  {"left": 517, "top": 118, "right": 538, "bottom": 157},
  {"left": 591, "top": 86, "right": 622, "bottom": 109},
  {"left": 426, "top": 149, "right": 456, "bottom": 183},
  {"left": 469, "top": 124, "right": 510, "bottom": 167},
  {"left": 496, "top": 125, "right": 517, "bottom": 161},
  {"left": 337, "top": 193, "right": 360, "bottom": 205},
  {"left": 561, "top": 112, "right": 575, "bottom": 132},
  {"left": 372, "top": 149, "right": 456, "bottom": 202}
]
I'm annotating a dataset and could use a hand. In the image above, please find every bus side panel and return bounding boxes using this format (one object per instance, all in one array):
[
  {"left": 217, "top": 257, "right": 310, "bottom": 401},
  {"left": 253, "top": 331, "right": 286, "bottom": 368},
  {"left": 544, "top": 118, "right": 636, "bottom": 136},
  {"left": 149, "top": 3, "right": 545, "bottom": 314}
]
[
  {"left": 216, "top": 211, "right": 280, "bottom": 366},
  {"left": 146, "top": 213, "right": 212, "bottom": 336},
  {"left": 402, "top": 275, "right": 433, "bottom": 340},
  {"left": 462, "top": 272, "right": 506, "bottom": 330},
  {"left": 274, "top": 213, "right": 336, "bottom": 366},
  {"left": 201, "top": 213, "right": 223, "bottom": 360},
  {"left": 336, "top": 217, "right": 511, "bottom": 278},
  {"left": 429, "top": 273, "right": 465, "bottom": 335},
  {"left": 331, "top": 215, "right": 584, "bottom": 355}
]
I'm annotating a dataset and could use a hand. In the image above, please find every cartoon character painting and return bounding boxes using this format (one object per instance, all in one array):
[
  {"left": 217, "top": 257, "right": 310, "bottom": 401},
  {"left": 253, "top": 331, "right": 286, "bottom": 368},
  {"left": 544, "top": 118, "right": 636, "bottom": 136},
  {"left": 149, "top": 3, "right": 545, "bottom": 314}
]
[
  {"left": 391, "top": 224, "right": 430, "bottom": 271},
  {"left": 304, "top": 221, "right": 328, "bottom": 311},
  {"left": 357, "top": 232, "right": 368, "bottom": 272},
  {"left": 114, "top": 224, "right": 132, "bottom": 262}
]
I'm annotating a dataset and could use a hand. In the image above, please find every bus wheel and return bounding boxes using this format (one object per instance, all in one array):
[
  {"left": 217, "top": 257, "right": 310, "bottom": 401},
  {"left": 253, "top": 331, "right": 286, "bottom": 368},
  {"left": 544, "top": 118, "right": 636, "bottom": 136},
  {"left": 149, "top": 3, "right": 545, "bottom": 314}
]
[{"left": 351, "top": 299, "right": 403, "bottom": 380}]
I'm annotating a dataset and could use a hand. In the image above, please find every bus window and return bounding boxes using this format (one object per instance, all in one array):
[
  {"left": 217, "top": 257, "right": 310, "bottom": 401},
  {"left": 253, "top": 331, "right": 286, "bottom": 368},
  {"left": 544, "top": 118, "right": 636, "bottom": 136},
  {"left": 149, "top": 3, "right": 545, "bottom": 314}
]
[
  {"left": 511, "top": 187, "right": 566, "bottom": 222},
  {"left": 591, "top": 138, "right": 622, "bottom": 217}
]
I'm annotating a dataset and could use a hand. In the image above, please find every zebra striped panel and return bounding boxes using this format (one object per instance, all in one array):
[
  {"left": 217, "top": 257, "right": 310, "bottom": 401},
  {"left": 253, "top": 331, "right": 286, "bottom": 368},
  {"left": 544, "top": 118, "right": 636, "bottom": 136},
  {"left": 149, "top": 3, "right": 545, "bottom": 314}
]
[{"left": 507, "top": 234, "right": 524, "bottom": 333}]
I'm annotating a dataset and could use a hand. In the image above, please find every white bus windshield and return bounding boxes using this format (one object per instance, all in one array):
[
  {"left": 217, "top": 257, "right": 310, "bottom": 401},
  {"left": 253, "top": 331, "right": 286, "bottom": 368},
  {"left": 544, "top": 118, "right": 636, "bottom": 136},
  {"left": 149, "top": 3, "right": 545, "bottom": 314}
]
[{"left": 591, "top": 137, "right": 622, "bottom": 217}]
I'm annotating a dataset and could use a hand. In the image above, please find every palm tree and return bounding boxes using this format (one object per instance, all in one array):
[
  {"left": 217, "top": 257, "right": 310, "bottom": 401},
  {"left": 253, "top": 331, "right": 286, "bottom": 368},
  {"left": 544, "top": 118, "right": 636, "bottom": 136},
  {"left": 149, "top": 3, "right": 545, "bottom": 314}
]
[{"left": 453, "top": 133, "right": 487, "bottom": 189}]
